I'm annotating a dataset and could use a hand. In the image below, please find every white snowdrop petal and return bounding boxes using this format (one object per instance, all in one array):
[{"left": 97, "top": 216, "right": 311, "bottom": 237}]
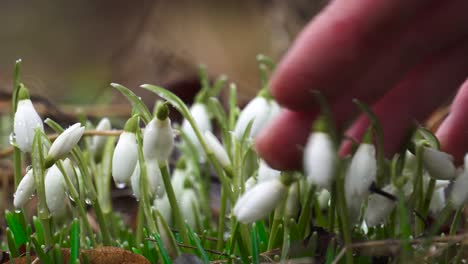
[
  {"left": 45, "top": 165, "right": 67, "bottom": 215},
  {"left": 180, "top": 189, "right": 199, "bottom": 230},
  {"left": 48, "top": 123, "right": 85, "bottom": 160},
  {"left": 430, "top": 188, "right": 446, "bottom": 214},
  {"left": 146, "top": 158, "right": 165, "bottom": 198},
  {"left": 364, "top": 185, "right": 397, "bottom": 227},
  {"left": 304, "top": 132, "right": 336, "bottom": 189},
  {"left": 244, "top": 177, "right": 257, "bottom": 191},
  {"left": 14, "top": 99, "right": 44, "bottom": 153},
  {"left": 153, "top": 194, "right": 172, "bottom": 225},
  {"left": 182, "top": 103, "right": 211, "bottom": 156},
  {"left": 234, "top": 97, "right": 271, "bottom": 140},
  {"left": 233, "top": 179, "right": 287, "bottom": 224},
  {"left": 204, "top": 131, "right": 231, "bottom": 168},
  {"left": 450, "top": 170, "right": 468, "bottom": 208},
  {"left": 257, "top": 160, "right": 281, "bottom": 182},
  {"left": 112, "top": 132, "right": 138, "bottom": 185},
  {"left": 91, "top": 118, "right": 111, "bottom": 155},
  {"left": 423, "top": 147, "right": 456, "bottom": 180},
  {"left": 131, "top": 162, "right": 141, "bottom": 199},
  {"left": 285, "top": 182, "right": 300, "bottom": 219},
  {"left": 317, "top": 189, "right": 331, "bottom": 209},
  {"left": 14, "top": 170, "right": 36, "bottom": 208},
  {"left": 143, "top": 118, "right": 174, "bottom": 161}
]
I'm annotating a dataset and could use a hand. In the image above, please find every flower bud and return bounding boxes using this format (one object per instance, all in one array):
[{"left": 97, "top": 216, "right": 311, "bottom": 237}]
[
  {"left": 234, "top": 96, "right": 274, "bottom": 140},
  {"left": 14, "top": 169, "right": 36, "bottom": 208},
  {"left": 180, "top": 189, "right": 200, "bottom": 230},
  {"left": 112, "top": 130, "right": 138, "bottom": 186},
  {"left": 46, "top": 123, "right": 85, "bottom": 167},
  {"left": 422, "top": 147, "right": 456, "bottom": 180},
  {"left": 233, "top": 179, "right": 287, "bottom": 224},
  {"left": 45, "top": 165, "right": 67, "bottom": 215},
  {"left": 90, "top": 118, "right": 111, "bottom": 161},
  {"left": 143, "top": 117, "right": 174, "bottom": 161},
  {"left": 13, "top": 85, "right": 44, "bottom": 153},
  {"left": 345, "top": 140, "right": 377, "bottom": 224},
  {"left": 257, "top": 160, "right": 281, "bottom": 183},
  {"left": 204, "top": 131, "right": 231, "bottom": 168},
  {"left": 304, "top": 131, "right": 336, "bottom": 189}
]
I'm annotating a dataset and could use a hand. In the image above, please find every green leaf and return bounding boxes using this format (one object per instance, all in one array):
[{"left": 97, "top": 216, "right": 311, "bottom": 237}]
[
  {"left": 5, "top": 211, "right": 27, "bottom": 247},
  {"left": 31, "top": 236, "right": 53, "bottom": 264},
  {"left": 70, "top": 219, "right": 80, "bottom": 264},
  {"left": 151, "top": 233, "right": 171, "bottom": 264},
  {"left": 33, "top": 216, "right": 45, "bottom": 245},
  {"left": 250, "top": 223, "right": 259, "bottom": 264},
  {"left": 186, "top": 224, "right": 209, "bottom": 263},
  {"left": 53, "top": 244, "right": 63, "bottom": 264},
  {"left": 255, "top": 221, "right": 268, "bottom": 252},
  {"left": 6, "top": 228, "right": 19, "bottom": 258},
  {"left": 111, "top": 83, "right": 152, "bottom": 123},
  {"left": 12, "top": 59, "right": 22, "bottom": 114}
]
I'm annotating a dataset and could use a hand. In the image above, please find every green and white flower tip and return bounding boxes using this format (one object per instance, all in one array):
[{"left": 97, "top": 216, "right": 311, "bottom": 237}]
[
  {"left": 45, "top": 164, "right": 67, "bottom": 216},
  {"left": 422, "top": 146, "right": 456, "bottom": 180},
  {"left": 45, "top": 123, "right": 85, "bottom": 168},
  {"left": 143, "top": 103, "right": 174, "bottom": 161},
  {"left": 112, "top": 116, "right": 138, "bottom": 187},
  {"left": 345, "top": 128, "right": 377, "bottom": 223},
  {"left": 257, "top": 159, "right": 281, "bottom": 182},
  {"left": 233, "top": 177, "right": 289, "bottom": 224},
  {"left": 204, "top": 131, "right": 231, "bottom": 168},
  {"left": 13, "top": 84, "right": 44, "bottom": 153},
  {"left": 181, "top": 103, "right": 212, "bottom": 155},
  {"left": 364, "top": 185, "right": 397, "bottom": 227},
  {"left": 304, "top": 116, "right": 336, "bottom": 189},
  {"left": 90, "top": 117, "right": 111, "bottom": 160},
  {"left": 449, "top": 153, "right": 468, "bottom": 208},
  {"left": 180, "top": 188, "right": 200, "bottom": 230},
  {"left": 14, "top": 169, "right": 36, "bottom": 208},
  {"left": 233, "top": 93, "right": 280, "bottom": 140}
]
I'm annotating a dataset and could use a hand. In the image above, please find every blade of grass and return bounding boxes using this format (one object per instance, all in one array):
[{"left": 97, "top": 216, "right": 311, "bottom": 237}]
[
  {"left": 186, "top": 224, "right": 209, "bottom": 263},
  {"left": 251, "top": 223, "right": 260, "bottom": 264},
  {"left": 70, "top": 219, "right": 80, "bottom": 264}
]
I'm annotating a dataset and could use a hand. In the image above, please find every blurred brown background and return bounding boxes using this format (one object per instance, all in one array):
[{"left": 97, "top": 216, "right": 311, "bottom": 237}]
[{"left": 0, "top": 0, "right": 327, "bottom": 107}]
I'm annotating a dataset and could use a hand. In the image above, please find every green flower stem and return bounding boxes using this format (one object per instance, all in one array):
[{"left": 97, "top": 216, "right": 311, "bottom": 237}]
[
  {"left": 93, "top": 201, "right": 112, "bottom": 245},
  {"left": 13, "top": 149, "right": 22, "bottom": 189},
  {"left": 446, "top": 207, "right": 464, "bottom": 262},
  {"left": 136, "top": 203, "right": 144, "bottom": 245},
  {"left": 413, "top": 144, "right": 425, "bottom": 235},
  {"left": 297, "top": 185, "right": 315, "bottom": 236},
  {"left": 56, "top": 161, "right": 96, "bottom": 246},
  {"left": 267, "top": 201, "right": 286, "bottom": 251},
  {"left": 421, "top": 178, "right": 436, "bottom": 217},
  {"left": 31, "top": 130, "right": 53, "bottom": 247},
  {"left": 159, "top": 161, "right": 190, "bottom": 245},
  {"left": 335, "top": 164, "right": 353, "bottom": 264},
  {"left": 216, "top": 187, "right": 227, "bottom": 251},
  {"left": 12, "top": 61, "right": 23, "bottom": 189}
]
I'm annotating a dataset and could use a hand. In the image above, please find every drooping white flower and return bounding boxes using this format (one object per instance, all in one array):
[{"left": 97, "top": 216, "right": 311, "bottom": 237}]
[
  {"left": 46, "top": 123, "right": 85, "bottom": 165},
  {"left": 62, "top": 158, "right": 78, "bottom": 191},
  {"left": 181, "top": 103, "right": 212, "bottom": 154},
  {"left": 14, "top": 86, "right": 44, "bottom": 153},
  {"left": 146, "top": 158, "right": 165, "bottom": 198},
  {"left": 112, "top": 116, "right": 139, "bottom": 186},
  {"left": 14, "top": 169, "right": 36, "bottom": 208},
  {"left": 304, "top": 132, "right": 336, "bottom": 189},
  {"left": 345, "top": 141, "right": 377, "bottom": 224},
  {"left": 90, "top": 118, "right": 111, "bottom": 160},
  {"left": 153, "top": 194, "right": 172, "bottom": 225},
  {"left": 364, "top": 185, "right": 397, "bottom": 227},
  {"left": 171, "top": 168, "right": 190, "bottom": 195},
  {"left": 131, "top": 162, "right": 141, "bottom": 199},
  {"left": 143, "top": 109, "right": 174, "bottom": 161},
  {"left": 450, "top": 169, "right": 468, "bottom": 208},
  {"left": 317, "top": 189, "right": 331, "bottom": 209},
  {"left": 422, "top": 147, "right": 456, "bottom": 180},
  {"left": 180, "top": 189, "right": 200, "bottom": 230},
  {"left": 45, "top": 165, "right": 67, "bottom": 215},
  {"left": 257, "top": 160, "right": 281, "bottom": 182},
  {"left": 204, "top": 131, "right": 231, "bottom": 168},
  {"left": 233, "top": 96, "right": 275, "bottom": 140},
  {"left": 430, "top": 187, "right": 446, "bottom": 214},
  {"left": 285, "top": 182, "right": 300, "bottom": 219},
  {"left": 233, "top": 178, "right": 288, "bottom": 224}
]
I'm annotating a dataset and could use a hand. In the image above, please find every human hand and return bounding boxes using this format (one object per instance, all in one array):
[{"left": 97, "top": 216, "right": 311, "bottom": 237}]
[{"left": 255, "top": 0, "right": 468, "bottom": 170}]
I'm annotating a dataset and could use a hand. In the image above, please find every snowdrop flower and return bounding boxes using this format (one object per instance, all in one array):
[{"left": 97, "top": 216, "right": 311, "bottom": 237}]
[
  {"left": 46, "top": 123, "right": 85, "bottom": 167},
  {"left": 422, "top": 147, "right": 456, "bottom": 180},
  {"left": 153, "top": 194, "right": 172, "bottom": 225},
  {"left": 304, "top": 117, "right": 336, "bottom": 189},
  {"left": 204, "top": 131, "right": 231, "bottom": 168},
  {"left": 245, "top": 177, "right": 257, "bottom": 191},
  {"left": 180, "top": 189, "right": 200, "bottom": 230},
  {"left": 62, "top": 158, "right": 78, "bottom": 191},
  {"left": 364, "top": 185, "right": 397, "bottom": 227},
  {"left": 90, "top": 118, "right": 111, "bottom": 161},
  {"left": 131, "top": 162, "right": 141, "bottom": 199},
  {"left": 171, "top": 168, "right": 190, "bottom": 195},
  {"left": 233, "top": 178, "right": 288, "bottom": 224},
  {"left": 450, "top": 169, "right": 468, "bottom": 208},
  {"left": 257, "top": 160, "right": 281, "bottom": 182},
  {"left": 13, "top": 85, "right": 44, "bottom": 153},
  {"left": 233, "top": 95, "right": 277, "bottom": 140},
  {"left": 181, "top": 103, "right": 212, "bottom": 155},
  {"left": 14, "top": 169, "right": 36, "bottom": 208},
  {"left": 143, "top": 103, "right": 174, "bottom": 161},
  {"left": 317, "top": 189, "right": 331, "bottom": 209},
  {"left": 146, "top": 158, "right": 165, "bottom": 198},
  {"left": 345, "top": 130, "right": 377, "bottom": 224},
  {"left": 45, "top": 165, "right": 67, "bottom": 215},
  {"left": 285, "top": 182, "right": 300, "bottom": 219},
  {"left": 430, "top": 188, "right": 446, "bottom": 214},
  {"left": 112, "top": 116, "right": 138, "bottom": 186}
]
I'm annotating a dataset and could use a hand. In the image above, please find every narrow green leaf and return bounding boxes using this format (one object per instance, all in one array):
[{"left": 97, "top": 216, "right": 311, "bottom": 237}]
[
  {"left": 186, "top": 224, "right": 209, "bottom": 263},
  {"left": 53, "top": 244, "right": 63, "bottom": 264},
  {"left": 111, "top": 83, "right": 152, "bottom": 123},
  {"left": 6, "top": 228, "right": 19, "bottom": 258},
  {"left": 250, "top": 223, "right": 259, "bottom": 264},
  {"left": 255, "top": 221, "right": 268, "bottom": 252},
  {"left": 31, "top": 236, "right": 53, "bottom": 264},
  {"left": 33, "top": 216, "right": 45, "bottom": 245},
  {"left": 228, "top": 83, "right": 239, "bottom": 131},
  {"left": 5, "top": 211, "right": 27, "bottom": 246},
  {"left": 151, "top": 233, "right": 171, "bottom": 264},
  {"left": 210, "top": 75, "right": 227, "bottom": 98},
  {"left": 70, "top": 219, "right": 80, "bottom": 264}
]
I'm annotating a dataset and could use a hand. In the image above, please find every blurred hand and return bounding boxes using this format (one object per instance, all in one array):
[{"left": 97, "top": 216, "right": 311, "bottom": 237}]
[{"left": 255, "top": 0, "right": 468, "bottom": 170}]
